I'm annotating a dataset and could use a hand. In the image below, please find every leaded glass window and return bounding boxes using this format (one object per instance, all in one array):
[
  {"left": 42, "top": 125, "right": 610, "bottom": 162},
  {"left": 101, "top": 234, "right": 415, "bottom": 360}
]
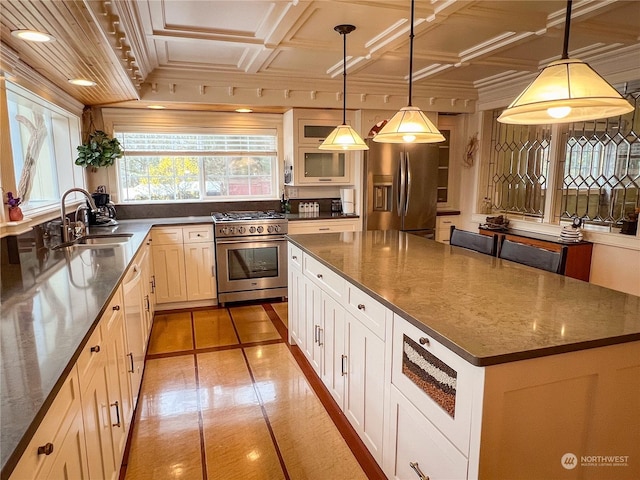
[
  {"left": 487, "top": 110, "right": 551, "bottom": 217},
  {"left": 559, "top": 93, "right": 639, "bottom": 225}
]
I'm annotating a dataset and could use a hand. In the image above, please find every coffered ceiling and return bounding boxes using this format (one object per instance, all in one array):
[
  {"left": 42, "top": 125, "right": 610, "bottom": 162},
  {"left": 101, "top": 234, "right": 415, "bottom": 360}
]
[{"left": 1, "top": 0, "right": 639, "bottom": 113}]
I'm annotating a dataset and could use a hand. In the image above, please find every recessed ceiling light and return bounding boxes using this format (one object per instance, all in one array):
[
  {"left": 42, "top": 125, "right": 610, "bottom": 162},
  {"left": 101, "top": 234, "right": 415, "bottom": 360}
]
[
  {"left": 68, "top": 78, "right": 96, "bottom": 87},
  {"left": 235, "top": 108, "right": 253, "bottom": 113},
  {"left": 147, "top": 105, "right": 166, "bottom": 109},
  {"left": 11, "top": 29, "right": 55, "bottom": 43}
]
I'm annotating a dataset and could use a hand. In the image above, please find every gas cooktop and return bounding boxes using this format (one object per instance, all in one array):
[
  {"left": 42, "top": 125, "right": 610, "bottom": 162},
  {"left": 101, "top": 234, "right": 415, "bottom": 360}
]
[{"left": 212, "top": 211, "right": 285, "bottom": 222}]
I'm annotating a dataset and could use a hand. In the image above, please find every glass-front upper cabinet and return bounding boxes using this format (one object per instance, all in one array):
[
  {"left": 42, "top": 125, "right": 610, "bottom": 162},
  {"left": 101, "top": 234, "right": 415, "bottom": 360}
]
[
  {"left": 298, "top": 149, "right": 350, "bottom": 184},
  {"left": 283, "top": 110, "right": 355, "bottom": 185}
]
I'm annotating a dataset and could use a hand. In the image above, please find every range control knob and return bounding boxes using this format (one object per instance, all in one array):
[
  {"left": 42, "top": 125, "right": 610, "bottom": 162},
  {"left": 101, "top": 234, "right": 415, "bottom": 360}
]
[
  {"left": 238, "top": 226, "right": 246, "bottom": 234},
  {"left": 249, "top": 226, "right": 257, "bottom": 234},
  {"left": 257, "top": 226, "right": 264, "bottom": 233},
  {"left": 220, "top": 227, "right": 228, "bottom": 235},
  {"left": 274, "top": 225, "right": 281, "bottom": 233},
  {"left": 229, "top": 226, "right": 235, "bottom": 234},
  {"left": 267, "top": 225, "right": 275, "bottom": 233}
]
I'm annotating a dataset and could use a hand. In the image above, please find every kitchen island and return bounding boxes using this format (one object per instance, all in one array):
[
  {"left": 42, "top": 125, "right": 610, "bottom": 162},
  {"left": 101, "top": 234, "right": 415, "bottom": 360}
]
[{"left": 287, "top": 230, "right": 640, "bottom": 479}]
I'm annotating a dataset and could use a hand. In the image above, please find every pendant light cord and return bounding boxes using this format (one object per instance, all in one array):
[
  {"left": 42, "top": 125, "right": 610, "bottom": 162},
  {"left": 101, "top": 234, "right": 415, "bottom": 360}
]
[
  {"left": 408, "top": 0, "right": 415, "bottom": 107},
  {"left": 342, "top": 29, "right": 347, "bottom": 125},
  {"left": 561, "top": 0, "right": 572, "bottom": 59}
]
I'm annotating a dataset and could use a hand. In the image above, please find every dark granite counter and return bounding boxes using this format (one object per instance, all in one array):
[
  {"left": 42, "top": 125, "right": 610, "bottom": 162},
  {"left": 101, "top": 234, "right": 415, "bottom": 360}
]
[
  {"left": 0, "top": 216, "right": 211, "bottom": 477},
  {"left": 287, "top": 230, "right": 640, "bottom": 366}
]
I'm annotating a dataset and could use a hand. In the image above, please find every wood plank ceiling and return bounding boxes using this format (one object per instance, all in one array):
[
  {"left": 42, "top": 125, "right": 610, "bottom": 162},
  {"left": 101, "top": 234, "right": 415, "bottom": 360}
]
[{"left": 1, "top": 1, "right": 639, "bottom": 113}]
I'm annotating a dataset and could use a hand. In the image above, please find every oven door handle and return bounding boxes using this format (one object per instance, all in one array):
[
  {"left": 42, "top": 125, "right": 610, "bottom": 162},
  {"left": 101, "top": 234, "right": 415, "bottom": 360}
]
[{"left": 215, "top": 237, "right": 287, "bottom": 245}]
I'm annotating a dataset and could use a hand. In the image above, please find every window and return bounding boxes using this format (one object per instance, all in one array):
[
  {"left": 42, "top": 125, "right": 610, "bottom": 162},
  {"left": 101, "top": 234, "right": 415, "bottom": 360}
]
[
  {"left": 486, "top": 110, "right": 551, "bottom": 217},
  {"left": 115, "top": 131, "right": 278, "bottom": 202},
  {"left": 4, "top": 81, "right": 83, "bottom": 214},
  {"left": 558, "top": 93, "right": 639, "bottom": 225}
]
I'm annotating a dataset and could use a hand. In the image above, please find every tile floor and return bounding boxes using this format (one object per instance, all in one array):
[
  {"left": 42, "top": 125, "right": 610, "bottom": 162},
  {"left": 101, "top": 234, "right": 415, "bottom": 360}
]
[{"left": 121, "top": 303, "right": 374, "bottom": 480}]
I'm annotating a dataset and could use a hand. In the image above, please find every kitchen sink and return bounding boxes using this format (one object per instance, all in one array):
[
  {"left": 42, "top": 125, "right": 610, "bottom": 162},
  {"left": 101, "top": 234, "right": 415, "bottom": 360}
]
[
  {"left": 76, "top": 234, "right": 133, "bottom": 245},
  {"left": 52, "top": 233, "right": 133, "bottom": 250}
]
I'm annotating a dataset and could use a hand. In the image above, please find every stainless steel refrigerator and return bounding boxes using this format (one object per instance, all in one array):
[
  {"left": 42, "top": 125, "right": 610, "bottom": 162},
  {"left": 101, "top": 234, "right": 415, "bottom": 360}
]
[{"left": 363, "top": 139, "right": 438, "bottom": 238}]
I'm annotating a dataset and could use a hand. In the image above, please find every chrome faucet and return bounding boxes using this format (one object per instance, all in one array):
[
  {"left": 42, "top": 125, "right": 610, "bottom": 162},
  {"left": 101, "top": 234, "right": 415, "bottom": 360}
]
[{"left": 60, "top": 188, "right": 97, "bottom": 243}]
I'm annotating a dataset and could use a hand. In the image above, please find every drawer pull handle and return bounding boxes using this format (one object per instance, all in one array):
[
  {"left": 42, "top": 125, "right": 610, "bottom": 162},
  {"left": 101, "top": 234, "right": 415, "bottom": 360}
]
[
  {"left": 357, "top": 303, "right": 366, "bottom": 310},
  {"left": 111, "top": 401, "right": 121, "bottom": 427},
  {"left": 341, "top": 354, "right": 347, "bottom": 376},
  {"left": 418, "top": 337, "right": 430, "bottom": 346},
  {"left": 409, "top": 461, "right": 429, "bottom": 480},
  {"left": 37, "top": 443, "right": 54, "bottom": 456},
  {"left": 112, "top": 305, "right": 120, "bottom": 311},
  {"left": 314, "top": 324, "right": 320, "bottom": 344},
  {"left": 90, "top": 345, "right": 100, "bottom": 353},
  {"left": 127, "top": 352, "right": 135, "bottom": 373},
  {"left": 317, "top": 273, "right": 323, "bottom": 279},
  {"left": 319, "top": 228, "right": 330, "bottom": 231},
  {"left": 318, "top": 327, "right": 324, "bottom": 347}
]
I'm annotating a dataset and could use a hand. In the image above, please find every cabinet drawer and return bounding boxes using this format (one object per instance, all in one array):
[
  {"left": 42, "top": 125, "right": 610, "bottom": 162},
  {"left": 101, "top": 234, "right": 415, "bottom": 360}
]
[
  {"left": 386, "top": 385, "right": 468, "bottom": 480},
  {"left": 183, "top": 225, "right": 214, "bottom": 243},
  {"left": 346, "top": 282, "right": 387, "bottom": 340},
  {"left": 303, "top": 254, "right": 344, "bottom": 301},
  {"left": 288, "top": 220, "right": 358, "bottom": 235},
  {"left": 10, "top": 368, "right": 82, "bottom": 480},
  {"left": 288, "top": 243, "right": 303, "bottom": 270},
  {"left": 76, "top": 323, "right": 105, "bottom": 392},
  {"left": 392, "top": 313, "right": 481, "bottom": 454},
  {"left": 150, "top": 227, "right": 184, "bottom": 245}
]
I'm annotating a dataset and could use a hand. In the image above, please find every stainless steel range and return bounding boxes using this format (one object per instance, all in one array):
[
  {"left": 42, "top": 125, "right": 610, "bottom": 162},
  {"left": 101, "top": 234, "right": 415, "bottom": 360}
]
[{"left": 212, "top": 211, "right": 288, "bottom": 305}]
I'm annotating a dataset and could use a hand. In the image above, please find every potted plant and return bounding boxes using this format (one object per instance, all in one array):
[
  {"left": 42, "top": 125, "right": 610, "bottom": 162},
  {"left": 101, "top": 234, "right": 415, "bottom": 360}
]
[
  {"left": 5, "top": 191, "right": 23, "bottom": 221},
  {"left": 75, "top": 130, "right": 124, "bottom": 171}
]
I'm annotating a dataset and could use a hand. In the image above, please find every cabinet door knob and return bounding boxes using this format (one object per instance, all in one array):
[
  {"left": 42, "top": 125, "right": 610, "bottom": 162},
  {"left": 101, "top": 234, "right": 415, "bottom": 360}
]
[
  {"left": 357, "top": 303, "right": 365, "bottom": 310},
  {"left": 90, "top": 345, "right": 100, "bottom": 353},
  {"left": 317, "top": 273, "right": 323, "bottom": 279},
  {"left": 292, "top": 255, "right": 297, "bottom": 260},
  {"left": 418, "top": 337, "right": 430, "bottom": 346},
  {"left": 112, "top": 305, "right": 120, "bottom": 311},
  {"left": 37, "top": 443, "right": 54, "bottom": 456},
  {"left": 409, "top": 462, "right": 429, "bottom": 480}
]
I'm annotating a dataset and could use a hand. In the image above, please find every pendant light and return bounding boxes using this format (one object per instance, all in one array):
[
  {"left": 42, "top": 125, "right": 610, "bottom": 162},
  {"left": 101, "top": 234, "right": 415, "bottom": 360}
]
[
  {"left": 319, "top": 25, "right": 368, "bottom": 151},
  {"left": 498, "top": 0, "right": 633, "bottom": 125},
  {"left": 373, "top": 0, "right": 444, "bottom": 144}
]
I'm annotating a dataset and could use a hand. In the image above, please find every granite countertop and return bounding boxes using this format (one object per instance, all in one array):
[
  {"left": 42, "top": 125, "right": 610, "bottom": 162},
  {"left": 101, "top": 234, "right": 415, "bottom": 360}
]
[
  {"left": 287, "top": 230, "right": 640, "bottom": 367},
  {"left": 0, "top": 216, "right": 212, "bottom": 477}
]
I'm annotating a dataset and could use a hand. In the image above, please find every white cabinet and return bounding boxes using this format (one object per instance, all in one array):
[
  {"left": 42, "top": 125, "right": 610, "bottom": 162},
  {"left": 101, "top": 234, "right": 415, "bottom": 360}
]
[
  {"left": 343, "top": 310, "right": 386, "bottom": 462},
  {"left": 287, "top": 218, "right": 359, "bottom": 235},
  {"left": 138, "top": 237, "right": 155, "bottom": 335},
  {"left": 283, "top": 109, "right": 356, "bottom": 186},
  {"left": 123, "top": 260, "right": 146, "bottom": 404},
  {"left": 435, "top": 215, "right": 460, "bottom": 244},
  {"left": 151, "top": 227, "right": 187, "bottom": 303},
  {"left": 10, "top": 368, "right": 88, "bottom": 480},
  {"left": 387, "top": 386, "right": 468, "bottom": 480},
  {"left": 151, "top": 225, "right": 216, "bottom": 306},
  {"left": 80, "top": 288, "right": 131, "bottom": 480},
  {"left": 288, "top": 243, "right": 388, "bottom": 466},
  {"left": 184, "top": 239, "right": 216, "bottom": 301}
]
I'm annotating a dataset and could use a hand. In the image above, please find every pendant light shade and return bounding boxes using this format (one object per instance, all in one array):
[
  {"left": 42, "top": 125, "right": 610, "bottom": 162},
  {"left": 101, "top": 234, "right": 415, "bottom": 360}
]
[
  {"left": 319, "top": 25, "right": 368, "bottom": 151},
  {"left": 498, "top": 1, "right": 633, "bottom": 125},
  {"left": 374, "top": 0, "right": 444, "bottom": 144}
]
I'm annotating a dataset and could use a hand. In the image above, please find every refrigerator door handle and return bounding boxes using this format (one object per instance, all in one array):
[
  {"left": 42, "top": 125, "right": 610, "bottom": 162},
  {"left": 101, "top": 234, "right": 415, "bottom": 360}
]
[
  {"left": 397, "top": 151, "right": 405, "bottom": 216},
  {"left": 405, "top": 151, "right": 412, "bottom": 215}
]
